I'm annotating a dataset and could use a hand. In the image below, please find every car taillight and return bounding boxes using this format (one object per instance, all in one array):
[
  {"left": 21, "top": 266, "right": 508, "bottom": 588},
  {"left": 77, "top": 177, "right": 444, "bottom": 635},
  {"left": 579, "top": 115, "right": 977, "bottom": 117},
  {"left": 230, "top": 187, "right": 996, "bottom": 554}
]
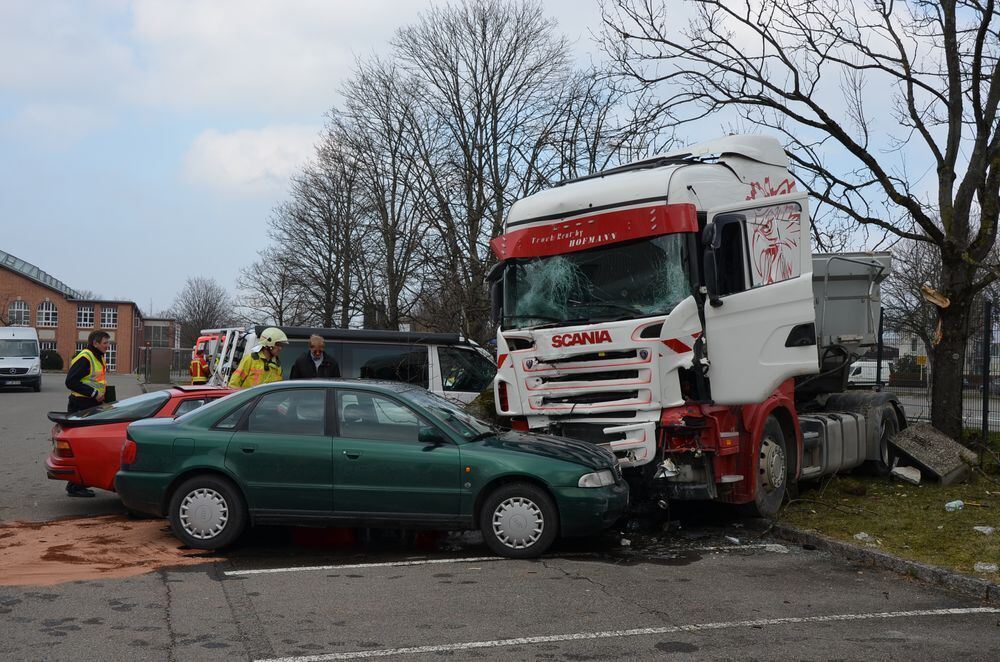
[
  {"left": 511, "top": 417, "right": 529, "bottom": 431},
  {"left": 55, "top": 440, "right": 74, "bottom": 458},
  {"left": 498, "top": 382, "right": 509, "bottom": 411},
  {"left": 122, "top": 440, "right": 137, "bottom": 466}
]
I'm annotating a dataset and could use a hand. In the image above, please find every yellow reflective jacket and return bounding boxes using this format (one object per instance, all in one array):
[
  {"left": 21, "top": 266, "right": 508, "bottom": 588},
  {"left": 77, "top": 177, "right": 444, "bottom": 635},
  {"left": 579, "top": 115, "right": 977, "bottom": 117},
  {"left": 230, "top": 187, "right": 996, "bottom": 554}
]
[{"left": 228, "top": 351, "right": 282, "bottom": 389}]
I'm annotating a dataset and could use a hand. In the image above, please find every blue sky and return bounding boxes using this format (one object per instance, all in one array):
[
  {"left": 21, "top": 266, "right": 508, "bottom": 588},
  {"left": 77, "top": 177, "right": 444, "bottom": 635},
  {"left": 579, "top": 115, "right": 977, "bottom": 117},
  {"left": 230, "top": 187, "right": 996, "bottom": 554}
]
[{"left": 0, "top": 0, "right": 605, "bottom": 313}]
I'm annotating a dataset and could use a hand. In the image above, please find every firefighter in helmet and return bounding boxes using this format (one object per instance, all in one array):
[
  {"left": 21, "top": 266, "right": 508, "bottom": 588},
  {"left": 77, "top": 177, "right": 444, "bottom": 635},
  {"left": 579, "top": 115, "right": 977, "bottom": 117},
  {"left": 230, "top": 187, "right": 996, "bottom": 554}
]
[
  {"left": 228, "top": 327, "right": 287, "bottom": 389},
  {"left": 189, "top": 352, "right": 209, "bottom": 385}
]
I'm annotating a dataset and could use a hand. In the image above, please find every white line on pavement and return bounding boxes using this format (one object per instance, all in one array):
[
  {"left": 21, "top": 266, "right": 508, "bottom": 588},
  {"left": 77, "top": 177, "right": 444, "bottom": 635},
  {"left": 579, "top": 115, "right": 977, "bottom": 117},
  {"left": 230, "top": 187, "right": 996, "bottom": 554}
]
[
  {"left": 254, "top": 607, "right": 1000, "bottom": 662},
  {"left": 224, "top": 556, "right": 504, "bottom": 576}
]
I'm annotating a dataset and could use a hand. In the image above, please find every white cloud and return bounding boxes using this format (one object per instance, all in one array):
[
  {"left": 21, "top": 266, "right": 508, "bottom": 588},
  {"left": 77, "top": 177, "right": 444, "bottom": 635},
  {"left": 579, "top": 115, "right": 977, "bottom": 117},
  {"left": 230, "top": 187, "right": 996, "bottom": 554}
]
[{"left": 182, "top": 125, "right": 319, "bottom": 195}]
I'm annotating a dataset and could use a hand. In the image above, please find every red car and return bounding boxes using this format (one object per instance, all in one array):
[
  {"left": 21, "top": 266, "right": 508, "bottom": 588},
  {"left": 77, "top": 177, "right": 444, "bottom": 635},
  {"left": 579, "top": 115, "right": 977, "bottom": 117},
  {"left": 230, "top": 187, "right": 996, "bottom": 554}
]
[{"left": 46, "top": 386, "right": 234, "bottom": 492}]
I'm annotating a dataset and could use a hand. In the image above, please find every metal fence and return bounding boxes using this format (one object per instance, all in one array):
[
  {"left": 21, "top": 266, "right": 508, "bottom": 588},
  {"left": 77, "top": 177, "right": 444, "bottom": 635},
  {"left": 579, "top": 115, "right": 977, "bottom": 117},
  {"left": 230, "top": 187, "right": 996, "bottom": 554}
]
[
  {"left": 135, "top": 347, "right": 195, "bottom": 384},
  {"left": 878, "top": 301, "right": 998, "bottom": 441}
]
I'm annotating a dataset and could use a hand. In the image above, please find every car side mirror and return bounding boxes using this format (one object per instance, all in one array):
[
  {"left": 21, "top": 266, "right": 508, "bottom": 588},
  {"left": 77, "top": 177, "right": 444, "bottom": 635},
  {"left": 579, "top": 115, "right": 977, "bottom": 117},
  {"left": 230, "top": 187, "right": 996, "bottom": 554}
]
[{"left": 418, "top": 426, "right": 446, "bottom": 445}]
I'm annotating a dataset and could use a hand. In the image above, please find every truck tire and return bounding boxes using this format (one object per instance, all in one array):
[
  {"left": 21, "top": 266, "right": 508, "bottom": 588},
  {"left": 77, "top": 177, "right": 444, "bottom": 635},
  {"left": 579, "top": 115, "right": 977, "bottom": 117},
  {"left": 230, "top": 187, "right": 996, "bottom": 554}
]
[
  {"left": 743, "top": 416, "right": 788, "bottom": 519},
  {"left": 865, "top": 404, "right": 900, "bottom": 476},
  {"left": 479, "top": 482, "right": 558, "bottom": 559}
]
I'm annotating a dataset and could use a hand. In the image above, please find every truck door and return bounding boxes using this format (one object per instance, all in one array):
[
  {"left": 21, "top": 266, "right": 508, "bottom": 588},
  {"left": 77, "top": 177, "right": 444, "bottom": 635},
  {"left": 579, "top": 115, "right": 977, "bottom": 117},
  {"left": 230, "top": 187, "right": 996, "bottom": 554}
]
[{"left": 703, "top": 193, "right": 818, "bottom": 404}]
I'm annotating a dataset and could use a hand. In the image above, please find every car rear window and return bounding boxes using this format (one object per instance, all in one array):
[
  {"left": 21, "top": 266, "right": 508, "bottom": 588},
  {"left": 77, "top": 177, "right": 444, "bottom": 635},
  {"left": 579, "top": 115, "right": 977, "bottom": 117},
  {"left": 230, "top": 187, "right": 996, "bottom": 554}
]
[{"left": 68, "top": 391, "right": 170, "bottom": 421}]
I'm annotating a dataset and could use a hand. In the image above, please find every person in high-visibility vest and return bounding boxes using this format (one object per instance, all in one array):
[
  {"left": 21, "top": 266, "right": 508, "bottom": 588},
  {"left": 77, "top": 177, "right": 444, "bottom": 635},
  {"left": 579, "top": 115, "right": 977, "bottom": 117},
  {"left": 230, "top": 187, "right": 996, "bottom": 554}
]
[
  {"left": 228, "top": 327, "right": 287, "bottom": 389},
  {"left": 190, "top": 354, "right": 209, "bottom": 385},
  {"left": 63, "top": 330, "right": 111, "bottom": 497}
]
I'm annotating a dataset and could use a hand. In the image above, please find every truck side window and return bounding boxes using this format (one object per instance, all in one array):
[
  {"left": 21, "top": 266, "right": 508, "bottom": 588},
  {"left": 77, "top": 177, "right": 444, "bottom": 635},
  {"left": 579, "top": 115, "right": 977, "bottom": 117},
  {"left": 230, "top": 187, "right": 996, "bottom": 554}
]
[{"left": 716, "top": 217, "right": 748, "bottom": 296}]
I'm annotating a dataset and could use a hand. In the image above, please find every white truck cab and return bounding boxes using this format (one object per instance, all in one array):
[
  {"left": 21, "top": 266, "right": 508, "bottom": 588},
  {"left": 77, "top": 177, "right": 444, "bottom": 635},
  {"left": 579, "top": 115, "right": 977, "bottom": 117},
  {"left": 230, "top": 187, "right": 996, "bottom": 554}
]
[{"left": 0, "top": 326, "right": 42, "bottom": 392}]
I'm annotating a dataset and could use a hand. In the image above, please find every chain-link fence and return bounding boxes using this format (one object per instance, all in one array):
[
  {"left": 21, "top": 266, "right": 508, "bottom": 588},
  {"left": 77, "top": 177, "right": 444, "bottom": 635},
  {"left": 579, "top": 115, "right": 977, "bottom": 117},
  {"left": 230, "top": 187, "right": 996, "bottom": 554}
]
[
  {"left": 135, "top": 347, "right": 195, "bottom": 384},
  {"left": 879, "top": 301, "right": 998, "bottom": 442}
]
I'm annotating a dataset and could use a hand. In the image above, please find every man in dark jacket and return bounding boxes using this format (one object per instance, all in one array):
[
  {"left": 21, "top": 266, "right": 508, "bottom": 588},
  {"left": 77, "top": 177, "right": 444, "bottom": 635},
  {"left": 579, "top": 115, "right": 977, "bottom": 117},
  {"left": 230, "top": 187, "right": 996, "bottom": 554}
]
[
  {"left": 63, "top": 330, "right": 111, "bottom": 497},
  {"left": 289, "top": 335, "right": 341, "bottom": 380}
]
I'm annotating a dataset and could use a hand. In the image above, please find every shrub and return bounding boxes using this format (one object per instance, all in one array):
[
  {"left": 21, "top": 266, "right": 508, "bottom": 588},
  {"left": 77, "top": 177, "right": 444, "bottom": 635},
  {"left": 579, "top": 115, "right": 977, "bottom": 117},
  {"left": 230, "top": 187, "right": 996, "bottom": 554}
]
[{"left": 41, "top": 349, "right": 63, "bottom": 371}]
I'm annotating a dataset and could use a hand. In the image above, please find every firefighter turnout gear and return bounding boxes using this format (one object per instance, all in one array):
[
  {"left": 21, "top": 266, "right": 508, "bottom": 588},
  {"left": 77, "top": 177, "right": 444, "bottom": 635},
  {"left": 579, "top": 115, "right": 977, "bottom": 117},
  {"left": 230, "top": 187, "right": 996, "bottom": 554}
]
[
  {"left": 228, "top": 351, "right": 282, "bottom": 389},
  {"left": 190, "top": 357, "right": 209, "bottom": 385},
  {"left": 69, "top": 349, "right": 107, "bottom": 400}
]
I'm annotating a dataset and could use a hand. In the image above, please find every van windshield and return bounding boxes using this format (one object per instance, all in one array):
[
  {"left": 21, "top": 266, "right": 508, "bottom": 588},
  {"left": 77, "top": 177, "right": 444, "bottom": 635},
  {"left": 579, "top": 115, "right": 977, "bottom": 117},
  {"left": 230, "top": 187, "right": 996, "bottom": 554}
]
[{"left": 0, "top": 339, "right": 39, "bottom": 358}]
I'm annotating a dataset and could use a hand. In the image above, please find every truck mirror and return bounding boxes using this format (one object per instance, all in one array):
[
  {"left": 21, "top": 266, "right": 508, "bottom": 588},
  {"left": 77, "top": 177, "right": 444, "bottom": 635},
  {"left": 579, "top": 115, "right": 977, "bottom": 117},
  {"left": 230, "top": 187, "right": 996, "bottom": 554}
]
[
  {"left": 490, "top": 278, "right": 504, "bottom": 328},
  {"left": 702, "top": 222, "right": 717, "bottom": 247},
  {"left": 703, "top": 247, "right": 724, "bottom": 307}
]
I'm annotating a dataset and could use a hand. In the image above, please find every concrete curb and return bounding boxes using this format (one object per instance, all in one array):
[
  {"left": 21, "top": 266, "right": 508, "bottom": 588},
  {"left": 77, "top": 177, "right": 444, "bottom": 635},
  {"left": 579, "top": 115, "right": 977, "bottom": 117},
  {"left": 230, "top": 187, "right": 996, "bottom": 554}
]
[{"left": 772, "top": 523, "right": 999, "bottom": 605}]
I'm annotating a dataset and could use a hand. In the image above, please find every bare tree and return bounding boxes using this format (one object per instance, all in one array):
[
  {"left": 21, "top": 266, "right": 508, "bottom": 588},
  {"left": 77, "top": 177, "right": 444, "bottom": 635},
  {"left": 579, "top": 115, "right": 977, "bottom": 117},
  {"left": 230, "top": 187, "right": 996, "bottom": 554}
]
[
  {"left": 601, "top": 0, "right": 1000, "bottom": 438},
  {"left": 170, "top": 277, "right": 234, "bottom": 347},
  {"left": 237, "top": 249, "right": 309, "bottom": 326}
]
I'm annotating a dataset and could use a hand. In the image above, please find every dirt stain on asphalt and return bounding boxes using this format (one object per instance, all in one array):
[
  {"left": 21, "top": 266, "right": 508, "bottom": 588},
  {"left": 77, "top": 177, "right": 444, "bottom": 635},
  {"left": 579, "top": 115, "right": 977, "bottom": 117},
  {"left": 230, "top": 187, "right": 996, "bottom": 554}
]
[{"left": 0, "top": 516, "right": 216, "bottom": 586}]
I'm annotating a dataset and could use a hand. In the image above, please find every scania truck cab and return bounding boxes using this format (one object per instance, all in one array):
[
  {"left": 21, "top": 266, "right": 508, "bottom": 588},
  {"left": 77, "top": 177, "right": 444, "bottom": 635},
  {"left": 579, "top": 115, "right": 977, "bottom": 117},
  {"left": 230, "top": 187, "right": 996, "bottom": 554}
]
[{"left": 489, "top": 135, "right": 903, "bottom": 516}]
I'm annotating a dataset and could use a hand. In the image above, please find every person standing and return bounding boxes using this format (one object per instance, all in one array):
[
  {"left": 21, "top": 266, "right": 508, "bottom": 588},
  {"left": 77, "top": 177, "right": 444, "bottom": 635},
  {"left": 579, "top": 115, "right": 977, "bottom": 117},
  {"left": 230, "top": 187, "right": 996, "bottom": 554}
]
[
  {"left": 228, "top": 327, "right": 287, "bottom": 389},
  {"left": 63, "top": 330, "right": 110, "bottom": 497},
  {"left": 289, "top": 334, "right": 341, "bottom": 380},
  {"left": 189, "top": 352, "right": 209, "bottom": 385}
]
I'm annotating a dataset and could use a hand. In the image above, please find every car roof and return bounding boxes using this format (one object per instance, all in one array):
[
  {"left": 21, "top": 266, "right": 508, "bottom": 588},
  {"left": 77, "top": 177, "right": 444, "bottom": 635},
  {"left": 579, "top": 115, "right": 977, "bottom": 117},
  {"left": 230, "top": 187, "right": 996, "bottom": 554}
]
[
  {"left": 253, "top": 325, "right": 481, "bottom": 348},
  {"left": 169, "top": 385, "right": 233, "bottom": 395},
  {"left": 255, "top": 379, "right": 417, "bottom": 394}
]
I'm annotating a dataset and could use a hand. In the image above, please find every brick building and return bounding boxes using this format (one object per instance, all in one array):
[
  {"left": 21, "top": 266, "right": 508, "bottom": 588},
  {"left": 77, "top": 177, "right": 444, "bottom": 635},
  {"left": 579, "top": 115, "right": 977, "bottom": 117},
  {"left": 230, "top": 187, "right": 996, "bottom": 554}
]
[{"left": 0, "top": 249, "right": 174, "bottom": 373}]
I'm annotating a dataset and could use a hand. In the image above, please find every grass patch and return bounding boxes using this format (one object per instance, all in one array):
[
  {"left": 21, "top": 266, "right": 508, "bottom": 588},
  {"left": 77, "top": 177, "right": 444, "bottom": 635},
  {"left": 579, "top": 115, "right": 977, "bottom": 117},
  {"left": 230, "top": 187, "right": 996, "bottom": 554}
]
[{"left": 781, "top": 474, "right": 1000, "bottom": 577}]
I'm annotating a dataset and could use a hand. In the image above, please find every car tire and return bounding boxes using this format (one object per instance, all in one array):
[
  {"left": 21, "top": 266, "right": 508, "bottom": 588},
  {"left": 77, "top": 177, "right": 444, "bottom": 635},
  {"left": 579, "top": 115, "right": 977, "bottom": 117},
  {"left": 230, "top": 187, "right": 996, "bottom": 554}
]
[
  {"left": 33, "top": 379, "right": 41, "bottom": 392},
  {"left": 865, "top": 404, "right": 900, "bottom": 477},
  {"left": 479, "top": 482, "right": 558, "bottom": 559},
  {"left": 168, "top": 474, "right": 246, "bottom": 550},
  {"left": 742, "top": 416, "right": 789, "bottom": 519}
]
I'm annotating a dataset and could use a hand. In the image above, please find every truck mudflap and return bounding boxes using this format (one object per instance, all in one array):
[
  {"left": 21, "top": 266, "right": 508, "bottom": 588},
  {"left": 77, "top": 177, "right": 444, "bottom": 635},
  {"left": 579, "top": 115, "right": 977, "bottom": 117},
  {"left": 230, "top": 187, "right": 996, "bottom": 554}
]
[{"left": 601, "top": 421, "right": 656, "bottom": 467}]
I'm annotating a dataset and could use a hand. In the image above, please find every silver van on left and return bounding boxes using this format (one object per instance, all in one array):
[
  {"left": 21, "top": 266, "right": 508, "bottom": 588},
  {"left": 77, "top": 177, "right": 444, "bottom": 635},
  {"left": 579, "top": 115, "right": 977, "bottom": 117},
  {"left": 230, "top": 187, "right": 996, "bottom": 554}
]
[{"left": 0, "top": 326, "right": 42, "bottom": 392}]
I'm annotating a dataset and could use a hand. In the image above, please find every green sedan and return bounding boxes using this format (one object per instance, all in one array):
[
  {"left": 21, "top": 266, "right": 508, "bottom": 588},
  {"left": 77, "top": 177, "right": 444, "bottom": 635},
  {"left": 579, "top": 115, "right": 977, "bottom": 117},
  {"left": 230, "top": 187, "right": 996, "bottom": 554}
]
[{"left": 116, "top": 380, "right": 628, "bottom": 559}]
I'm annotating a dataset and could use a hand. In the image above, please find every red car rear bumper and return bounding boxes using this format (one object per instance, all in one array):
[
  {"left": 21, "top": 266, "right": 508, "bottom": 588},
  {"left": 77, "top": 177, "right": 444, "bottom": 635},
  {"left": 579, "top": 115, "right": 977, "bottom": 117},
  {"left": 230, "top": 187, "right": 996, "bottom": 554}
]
[{"left": 45, "top": 453, "right": 83, "bottom": 485}]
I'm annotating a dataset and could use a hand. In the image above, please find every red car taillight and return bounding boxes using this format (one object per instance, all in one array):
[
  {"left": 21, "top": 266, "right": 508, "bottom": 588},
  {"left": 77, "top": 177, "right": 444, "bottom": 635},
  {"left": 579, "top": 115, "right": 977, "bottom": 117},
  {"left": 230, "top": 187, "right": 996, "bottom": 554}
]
[
  {"left": 122, "top": 439, "right": 137, "bottom": 466},
  {"left": 54, "top": 439, "right": 74, "bottom": 458},
  {"left": 498, "top": 382, "right": 509, "bottom": 411}
]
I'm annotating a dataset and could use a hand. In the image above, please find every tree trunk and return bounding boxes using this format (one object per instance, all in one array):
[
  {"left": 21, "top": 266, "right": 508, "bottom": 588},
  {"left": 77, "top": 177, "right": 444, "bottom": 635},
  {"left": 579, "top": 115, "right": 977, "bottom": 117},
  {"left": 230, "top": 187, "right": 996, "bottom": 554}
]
[{"left": 930, "top": 297, "right": 972, "bottom": 439}]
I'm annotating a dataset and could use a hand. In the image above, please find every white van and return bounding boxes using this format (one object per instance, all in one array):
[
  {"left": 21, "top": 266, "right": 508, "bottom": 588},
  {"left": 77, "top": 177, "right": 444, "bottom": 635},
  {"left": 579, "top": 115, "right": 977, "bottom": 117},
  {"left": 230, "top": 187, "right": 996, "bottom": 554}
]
[
  {"left": 847, "top": 359, "right": 892, "bottom": 386},
  {"left": 210, "top": 326, "right": 497, "bottom": 404},
  {"left": 0, "top": 327, "right": 42, "bottom": 392}
]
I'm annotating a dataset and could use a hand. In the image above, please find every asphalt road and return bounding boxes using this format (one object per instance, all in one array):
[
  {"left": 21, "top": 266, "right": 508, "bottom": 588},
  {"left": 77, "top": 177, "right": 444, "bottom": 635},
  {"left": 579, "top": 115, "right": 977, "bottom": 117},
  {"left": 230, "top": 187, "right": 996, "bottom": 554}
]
[{"left": 1, "top": 378, "right": 999, "bottom": 661}]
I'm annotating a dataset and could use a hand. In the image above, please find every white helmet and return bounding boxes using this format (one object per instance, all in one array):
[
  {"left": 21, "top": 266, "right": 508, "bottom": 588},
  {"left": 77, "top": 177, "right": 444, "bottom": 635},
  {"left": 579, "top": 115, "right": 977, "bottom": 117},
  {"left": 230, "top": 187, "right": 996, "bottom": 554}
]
[{"left": 258, "top": 327, "right": 288, "bottom": 348}]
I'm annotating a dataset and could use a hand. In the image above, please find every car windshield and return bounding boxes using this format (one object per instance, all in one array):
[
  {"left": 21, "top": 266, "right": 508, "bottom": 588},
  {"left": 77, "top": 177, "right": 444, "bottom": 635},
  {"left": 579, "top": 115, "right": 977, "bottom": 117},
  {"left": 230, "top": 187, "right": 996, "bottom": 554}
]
[
  {"left": 402, "top": 388, "right": 494, "bottom": 439},
  {"left": 69, "top": 390, "right": 170, "bottom": 420},
  {"left": 0, "top": 339, "right": 39, "bottom": 358},
  {"left": 501, "top": 234, "right": 690, "bottom": 329}
]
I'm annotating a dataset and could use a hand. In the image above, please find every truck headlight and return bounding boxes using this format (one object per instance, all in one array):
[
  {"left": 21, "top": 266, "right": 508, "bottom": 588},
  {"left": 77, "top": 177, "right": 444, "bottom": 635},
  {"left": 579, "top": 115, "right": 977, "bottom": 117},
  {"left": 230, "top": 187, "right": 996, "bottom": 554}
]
[
  {"left": 578, "top": 469, "right": 616, "bottom": 488},
  {"left": 28, "top": 365, "right": 40, "bottom": 374}
]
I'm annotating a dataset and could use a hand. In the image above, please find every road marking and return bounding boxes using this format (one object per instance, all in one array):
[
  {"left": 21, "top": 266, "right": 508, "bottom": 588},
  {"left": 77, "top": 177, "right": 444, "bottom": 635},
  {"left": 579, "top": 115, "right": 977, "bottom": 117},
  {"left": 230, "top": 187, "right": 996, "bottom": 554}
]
[
  {"left": 254, "top": 607, "right": 1000, "bottom": 661},
  {"left": 225, "top": 556, "right": 504, "bottom": 577}
]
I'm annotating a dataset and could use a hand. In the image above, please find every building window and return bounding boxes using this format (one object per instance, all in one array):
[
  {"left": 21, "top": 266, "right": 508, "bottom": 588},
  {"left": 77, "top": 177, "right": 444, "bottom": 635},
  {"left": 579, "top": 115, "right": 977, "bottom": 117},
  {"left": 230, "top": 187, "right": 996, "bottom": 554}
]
[
  {"left": 100, "top": 306, "right": 118, "bottom": 328},
  {"left": 40, "top": 341, "right": 56, "bottom": 352},
  {"left": 37, "top": 301, "right": 58, "bottom": 327},
  {"left": 7, "top": 300, "right": 29, "bottom": 326},
  {"left": 146, "top": 325, "right": 171, "bottom": 347},
  {"left": 104, "top": 343, "right": 117, "bottom": 371},
  {"left": 77, "top": 304, "right": 94, "bottom": 328},
  {"left": 910, "top": 337, "right": 918, "bottom": 353}
]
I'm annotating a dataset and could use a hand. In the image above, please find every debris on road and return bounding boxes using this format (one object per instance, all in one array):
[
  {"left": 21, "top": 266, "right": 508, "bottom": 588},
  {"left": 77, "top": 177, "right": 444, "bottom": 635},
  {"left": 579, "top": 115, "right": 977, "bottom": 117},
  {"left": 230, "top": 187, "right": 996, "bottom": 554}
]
[
  {"left": 891, "top": 465, "right": 921, "bottom": 485},
  {"left": 972, "top": 526, "right": 995, "bottom": 535},
  {"left": 853, "top": 532, "right": 878, "bottom": 546},
  {"left": 889, "top": 424, "right": 977, "bottom": 485},
  {"left": 725, "top": 535, "right": 741, "bottom": 545},
  {"left": 620, "top": 537, "right": 631, "bottom": 547},
  {"left": 944, "top": 500, "right": 965, "bottom": 512},
  {"left": 973, "top": 562, "right": 998, "bottom": 573}
]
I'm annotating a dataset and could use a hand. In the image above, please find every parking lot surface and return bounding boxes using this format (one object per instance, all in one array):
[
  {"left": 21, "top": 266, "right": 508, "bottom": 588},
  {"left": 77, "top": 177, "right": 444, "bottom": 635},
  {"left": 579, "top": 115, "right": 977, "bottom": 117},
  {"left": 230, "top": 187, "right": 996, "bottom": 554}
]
[{"left": 2, "top": 379, "right": 999, "bottom": 661}]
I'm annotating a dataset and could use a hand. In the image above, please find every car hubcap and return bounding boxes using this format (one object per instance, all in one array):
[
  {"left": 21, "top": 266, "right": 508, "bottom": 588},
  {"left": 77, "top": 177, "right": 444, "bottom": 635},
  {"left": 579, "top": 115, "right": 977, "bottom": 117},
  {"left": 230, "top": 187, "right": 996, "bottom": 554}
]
[
  {"left": 492, "top": 496, "right": 543, "bottom": 550},
  {"left": 179, "top": 488, "right": 229, "bottom": 540},
  {"left": 759, "top": 438, "right": 786, "bottom": 492}
]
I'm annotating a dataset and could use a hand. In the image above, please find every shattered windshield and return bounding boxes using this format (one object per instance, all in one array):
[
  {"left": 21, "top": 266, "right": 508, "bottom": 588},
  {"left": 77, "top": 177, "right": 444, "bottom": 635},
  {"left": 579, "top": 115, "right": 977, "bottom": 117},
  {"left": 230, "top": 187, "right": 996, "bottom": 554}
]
[{"left": 501, "top": 234, "right": 690, "bottom": 329}]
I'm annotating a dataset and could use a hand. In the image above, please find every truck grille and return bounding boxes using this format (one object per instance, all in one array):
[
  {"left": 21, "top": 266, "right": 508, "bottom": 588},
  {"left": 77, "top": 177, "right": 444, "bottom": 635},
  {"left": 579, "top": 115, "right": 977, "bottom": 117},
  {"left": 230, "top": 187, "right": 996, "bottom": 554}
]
[
  {"left": 1, "top": 367, "right": 28, "bottom": 375},
  {"left": 542, "top": 390, "right": 639, "bottom": 406},
  {"left": 541, "top": 370, "right": 639, "bottom": 384},
  {"left": 544, "top": 349, "right": 637, "bottom": 364}
]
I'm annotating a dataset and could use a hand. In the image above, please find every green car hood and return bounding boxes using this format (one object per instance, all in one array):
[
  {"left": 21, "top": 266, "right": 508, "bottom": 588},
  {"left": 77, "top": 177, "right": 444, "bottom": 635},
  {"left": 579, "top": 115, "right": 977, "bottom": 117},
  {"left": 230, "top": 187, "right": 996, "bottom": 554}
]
[{"left": 471, "top": 430, "right": 616, "bottom": 470}]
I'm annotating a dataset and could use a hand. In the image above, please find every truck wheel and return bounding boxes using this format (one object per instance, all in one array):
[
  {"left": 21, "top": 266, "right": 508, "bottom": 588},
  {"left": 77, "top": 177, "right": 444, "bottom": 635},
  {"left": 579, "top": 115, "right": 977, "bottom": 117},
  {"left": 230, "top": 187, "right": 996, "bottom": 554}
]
[
  {"left": 168, "top": 475, "right": 246, "bottom": 550},
  {"left": 479, "top": 482, "right": 558, "bottom": 559},
  {"left": 866, "top": 405, "right": 900, "bottom": 476},
  {"left": 744, "top": 416, "right": 788, "bottom": 519}
]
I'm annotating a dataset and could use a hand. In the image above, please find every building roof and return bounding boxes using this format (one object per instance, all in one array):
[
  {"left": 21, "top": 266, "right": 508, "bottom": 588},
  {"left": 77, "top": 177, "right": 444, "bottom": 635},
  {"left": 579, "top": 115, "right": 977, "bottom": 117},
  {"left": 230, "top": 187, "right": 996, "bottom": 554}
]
[{"left": 0, "top": 248, "right": 82, "bottom": 299}]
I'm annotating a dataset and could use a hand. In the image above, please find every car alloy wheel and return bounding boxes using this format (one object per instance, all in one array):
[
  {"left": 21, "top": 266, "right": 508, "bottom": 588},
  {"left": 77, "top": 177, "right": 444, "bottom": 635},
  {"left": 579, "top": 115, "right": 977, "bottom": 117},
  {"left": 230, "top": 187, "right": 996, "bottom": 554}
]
[
  {"left": 491, "top": 496, "right": 544, "bottom": 550},
  {"left": 179, "top": 487, "right": 229, "bottom": 540}
]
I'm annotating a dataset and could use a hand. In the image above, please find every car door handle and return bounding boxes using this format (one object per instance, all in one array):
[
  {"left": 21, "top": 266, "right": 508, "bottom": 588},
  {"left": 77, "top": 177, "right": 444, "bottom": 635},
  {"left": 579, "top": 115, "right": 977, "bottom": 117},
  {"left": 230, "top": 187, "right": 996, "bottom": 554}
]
[
  {"left": 241, "top": 445, "right": 257, "bottom": 454},
  {"left": 343, "top": 450, "right": 361, "bottom": 460}
]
